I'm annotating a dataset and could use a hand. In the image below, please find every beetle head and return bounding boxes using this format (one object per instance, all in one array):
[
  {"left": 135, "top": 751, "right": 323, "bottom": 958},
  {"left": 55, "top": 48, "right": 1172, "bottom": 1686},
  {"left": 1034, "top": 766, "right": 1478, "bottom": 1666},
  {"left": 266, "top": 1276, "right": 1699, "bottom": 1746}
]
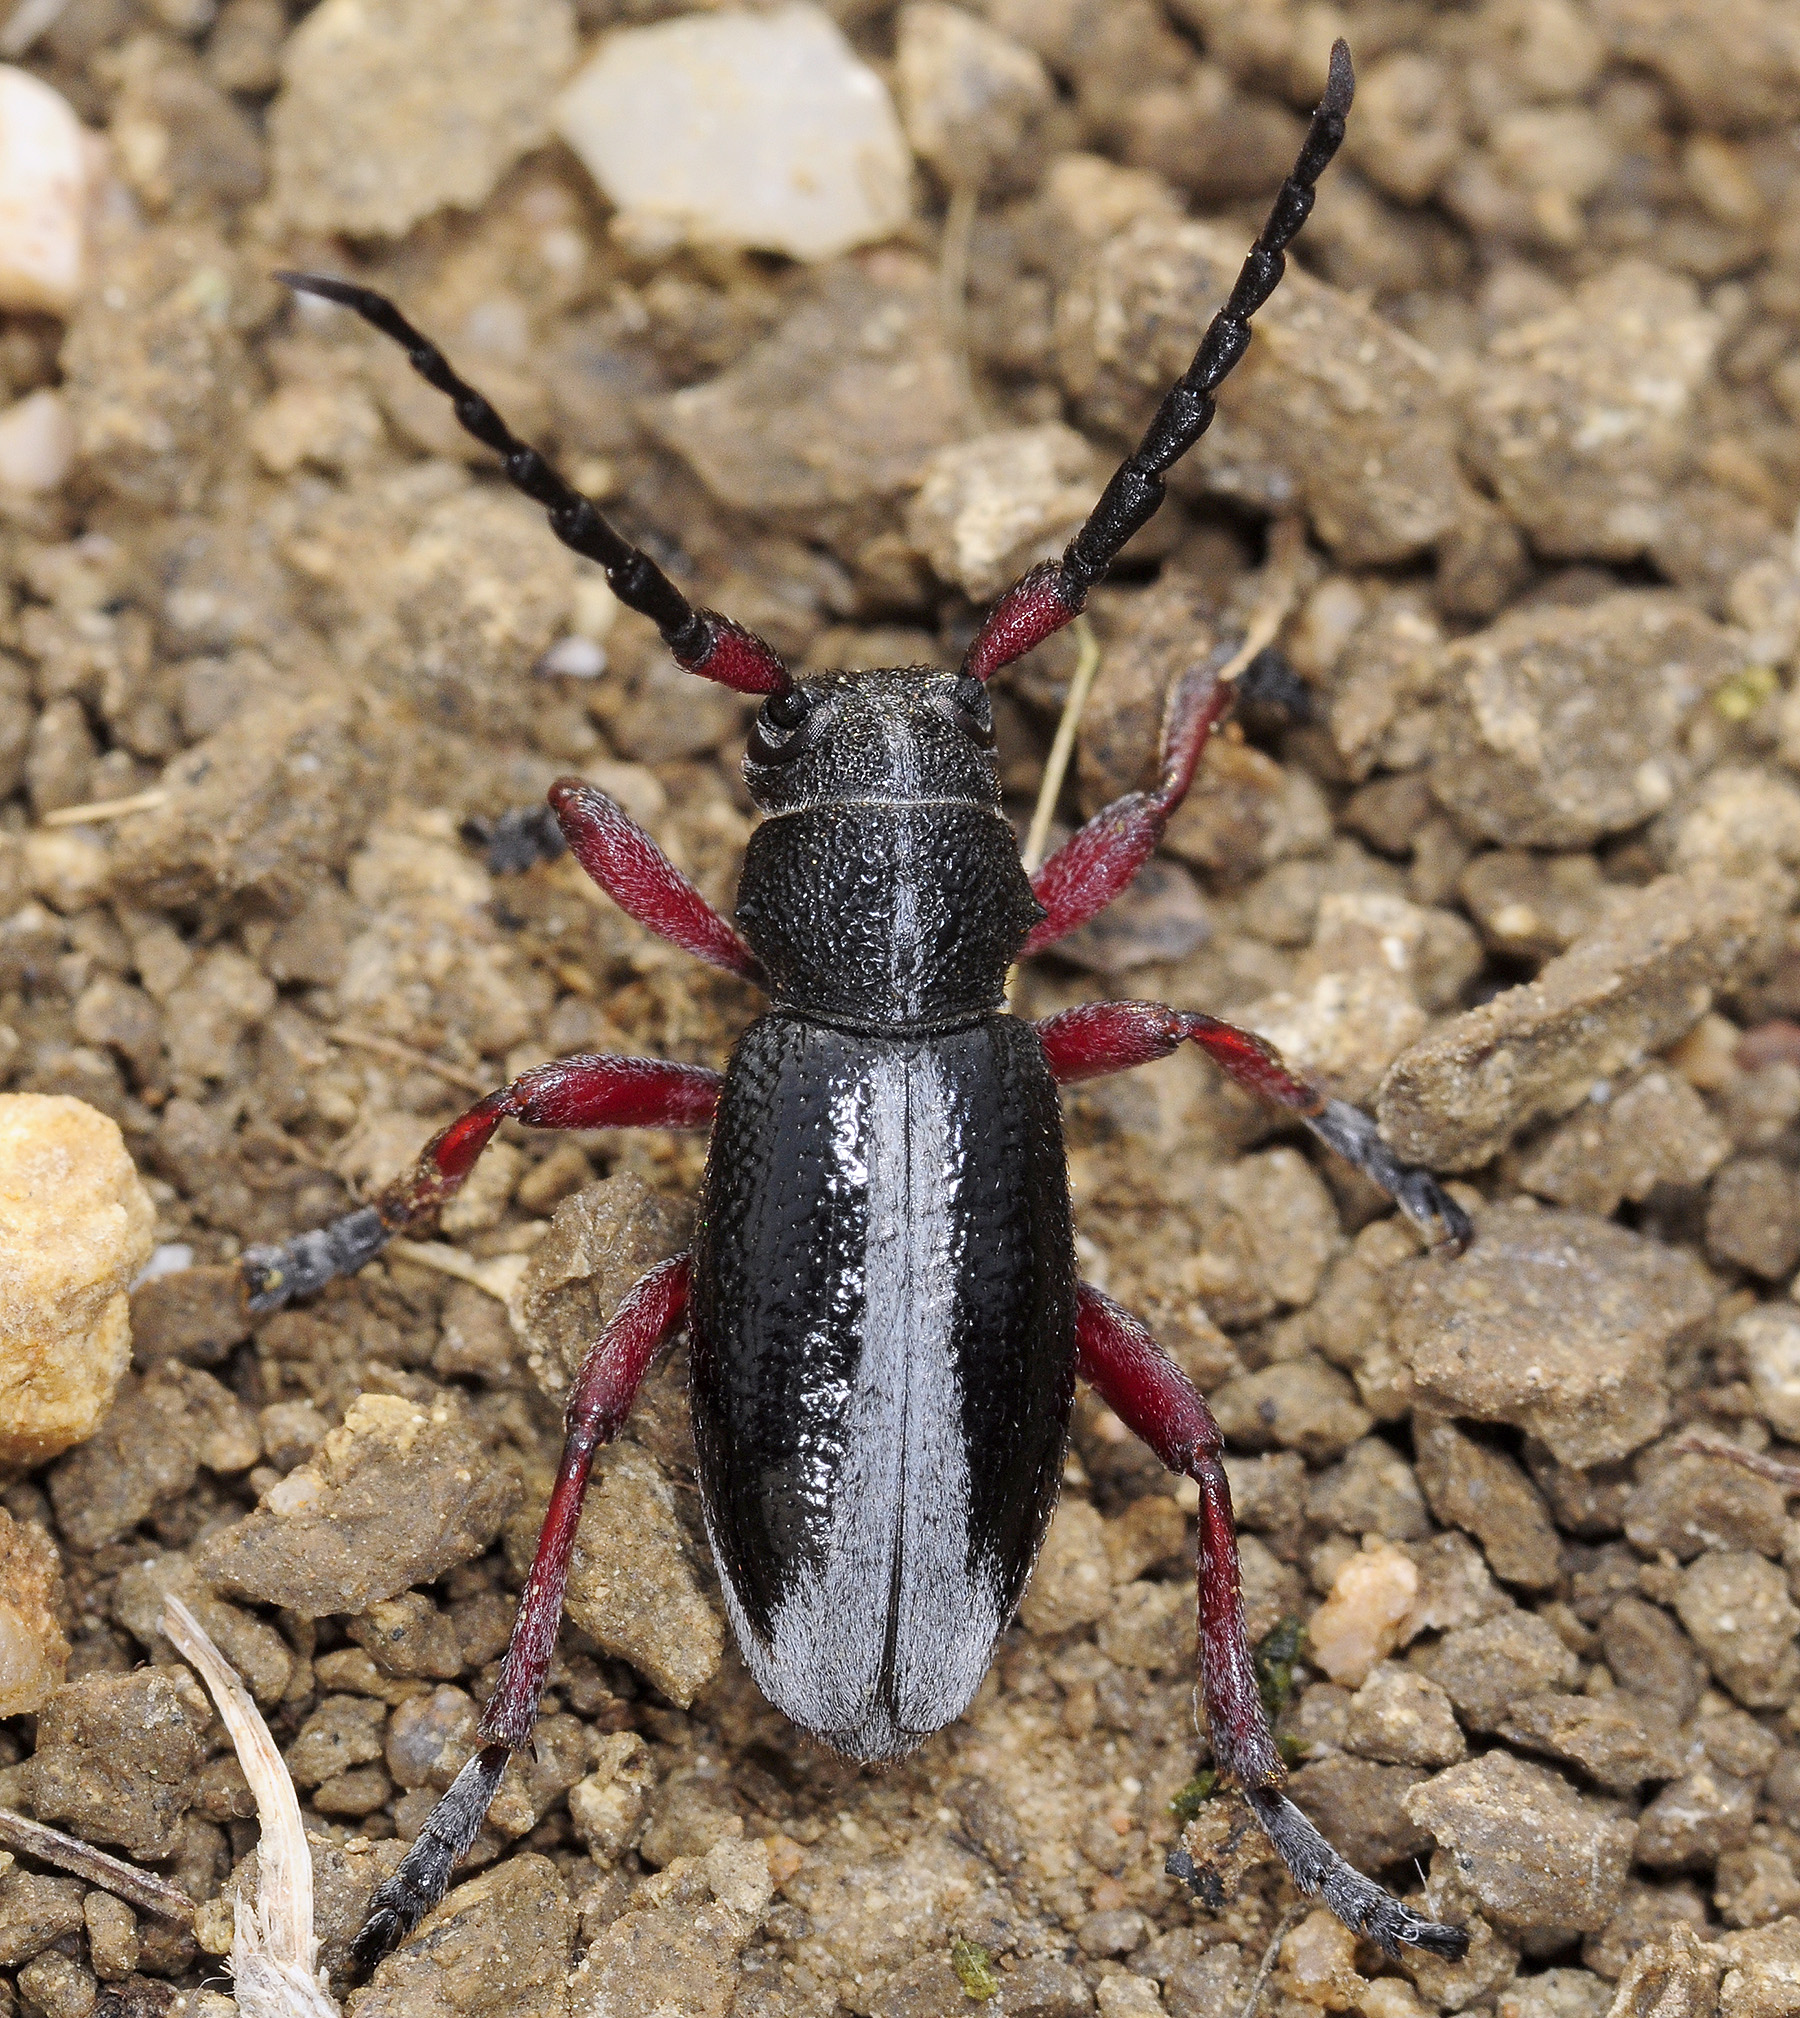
[{"left": 742, "top": 667, "right": 999, "bottom": 816}]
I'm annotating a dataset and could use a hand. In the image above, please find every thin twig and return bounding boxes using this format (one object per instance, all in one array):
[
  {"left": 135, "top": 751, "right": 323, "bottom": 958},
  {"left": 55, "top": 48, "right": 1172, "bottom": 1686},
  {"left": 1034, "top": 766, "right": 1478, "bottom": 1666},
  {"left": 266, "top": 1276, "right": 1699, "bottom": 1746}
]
[
  {"left": 1021, "top": 615, "right": 1102, "bottom": 878},
  {"left": 1214, "top": 515, "right": 1309, "bottom": 689},
  {"left": 386, "top": 1236, "right": 531, "bottom": 1303},
  {"left": 163, "top": 1596, "right": 340, "bottom": 2018},
  {"left": 326, "top": 1025, "right": 491, "bottom": 1095},
  {"left": 0, "top": 1808, "right": 195, "bottom": 1923},
  {"left": 1670, "top": 1433, "right": 1800, "bottom": 1491},
  {"left": 39, "top": 787, "right": 168, "bottom": 828},
  {"left": 939, "top": 180, "right": 982, "bottom": 420},
  {"left": 1238, "top": 1900, "right": 1308, "bottom": 2018}
]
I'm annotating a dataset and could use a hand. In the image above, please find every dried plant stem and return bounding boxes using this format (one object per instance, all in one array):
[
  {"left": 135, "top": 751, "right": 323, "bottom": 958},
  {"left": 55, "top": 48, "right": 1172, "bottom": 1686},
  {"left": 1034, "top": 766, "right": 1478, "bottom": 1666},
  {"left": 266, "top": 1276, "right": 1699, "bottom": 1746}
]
[
  {"left": 939, "top": 180, "right": 981, "bottom": 419},
  {"left": 1670, "top": 1433, "right": 1800, "bottom": 1491},
  {"left": 386, "top": 1235, "right": 531, "bottom": 1303},
  {"left": 0, "top": 1808, "right": 194, "bottom": 1922},
  {"left": 326, "top": 1024, "right": 492, "bottom": 1094},
  {"left": 39, "top": 787, "right": 168, "bottom": 828},
  {"left": 1239, "top": 1900, "right": 1308, "bottom": 2018},
  {"left": 1215, "top": 514, "right": 1308, "bottom": 689},
  {"left": 163, "top": 1596, "right": 340, "bottom": 2018},
  {"left": 1021, "top": 615, "right": 1102, "bottom": 879}
]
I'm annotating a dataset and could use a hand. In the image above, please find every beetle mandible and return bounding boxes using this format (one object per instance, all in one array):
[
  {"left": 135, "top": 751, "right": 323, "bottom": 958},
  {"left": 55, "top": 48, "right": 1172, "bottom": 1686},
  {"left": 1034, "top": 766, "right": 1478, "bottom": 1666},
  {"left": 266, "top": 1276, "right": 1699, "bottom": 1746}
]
[{"left": 251, "top": 39, "right": 1473, "bottom": 1973}]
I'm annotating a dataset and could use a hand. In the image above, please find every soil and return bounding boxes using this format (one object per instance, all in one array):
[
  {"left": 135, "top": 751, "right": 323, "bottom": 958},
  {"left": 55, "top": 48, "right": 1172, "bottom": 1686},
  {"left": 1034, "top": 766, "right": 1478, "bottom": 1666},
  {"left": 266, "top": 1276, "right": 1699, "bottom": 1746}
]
[{"left": 2, "top": 2, "right": 1800, "bottom": 2017}]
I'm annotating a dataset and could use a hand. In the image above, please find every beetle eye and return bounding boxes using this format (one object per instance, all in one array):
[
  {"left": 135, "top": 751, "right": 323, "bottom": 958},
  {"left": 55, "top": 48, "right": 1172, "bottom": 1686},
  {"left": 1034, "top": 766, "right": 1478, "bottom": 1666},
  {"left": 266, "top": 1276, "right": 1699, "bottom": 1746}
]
[
  {"left": 945, "top": 673, "right": 995, "bottom": 746},
  {"left": 747, "top": 684, "right": 815, "bottom": 764}
]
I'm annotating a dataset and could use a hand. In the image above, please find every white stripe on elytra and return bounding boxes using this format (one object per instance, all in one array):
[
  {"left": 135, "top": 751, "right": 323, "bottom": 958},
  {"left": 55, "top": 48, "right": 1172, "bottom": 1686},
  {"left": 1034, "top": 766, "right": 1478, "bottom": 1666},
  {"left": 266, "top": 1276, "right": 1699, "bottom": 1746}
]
[{"left": 716, "top": 1046, "right": 1002, "bottom": 1754}]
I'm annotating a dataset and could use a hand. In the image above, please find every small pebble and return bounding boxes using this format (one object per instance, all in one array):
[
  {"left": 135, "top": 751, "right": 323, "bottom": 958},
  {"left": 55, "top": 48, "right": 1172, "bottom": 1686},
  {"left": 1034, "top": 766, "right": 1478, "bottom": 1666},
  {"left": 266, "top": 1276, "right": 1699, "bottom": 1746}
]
[
  {"left": 0, "top": 66, "right": 88, "bottom": 315},
  {"left": 1307, "top": 1540, "right": 1418, "bottom": 1687},
  {"left": 0, "top": 1506, "right": 68, "bottom": 1717},
  {"left": 0, "top": 1093, "right": 155, "bottom": 1466},
  {"left": 0, "top": 388, "right": 72, "bottom": 492},
  {"left": 555, "top": 3, "right": 912, "bottom": 261}
]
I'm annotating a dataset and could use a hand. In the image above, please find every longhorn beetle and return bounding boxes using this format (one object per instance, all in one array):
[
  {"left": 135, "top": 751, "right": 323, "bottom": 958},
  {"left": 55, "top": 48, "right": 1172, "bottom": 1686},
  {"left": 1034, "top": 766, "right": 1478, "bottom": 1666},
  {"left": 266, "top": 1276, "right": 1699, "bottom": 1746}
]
[{"left": 251, "top": 40, "right": 1472, "bottom": 1972}]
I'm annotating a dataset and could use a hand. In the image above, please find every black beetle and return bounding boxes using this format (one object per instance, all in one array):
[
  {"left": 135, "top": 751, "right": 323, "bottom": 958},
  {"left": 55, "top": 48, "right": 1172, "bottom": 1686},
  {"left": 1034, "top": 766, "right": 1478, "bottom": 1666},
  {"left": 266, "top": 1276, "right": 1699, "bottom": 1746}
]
[{"left": 249, "top": 40, "right": 1472, "bottom": 1973}]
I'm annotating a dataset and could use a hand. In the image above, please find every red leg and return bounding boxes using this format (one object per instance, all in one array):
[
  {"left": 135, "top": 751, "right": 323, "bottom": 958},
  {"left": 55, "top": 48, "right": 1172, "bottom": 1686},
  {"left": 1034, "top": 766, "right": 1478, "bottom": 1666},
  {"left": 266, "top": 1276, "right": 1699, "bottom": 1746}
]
[
  {"left": 549, "top": 777, "right": 763, "bottom": 985},
  {"left": 1038, "top": 1000, "right": 1471, "bottom": 1252},
  {"left": 242, "top": 1053, "right": 720, "bottom": 1309},
  {"left": 1020, "top": 658, "right": 1232, "bottom": 958},
  {"left": 352, "top": 1256, "right": 690, "bottom": 1973},
  {"left": 1073, "top": 1283, "right": 1466, "bottom": 1960}
]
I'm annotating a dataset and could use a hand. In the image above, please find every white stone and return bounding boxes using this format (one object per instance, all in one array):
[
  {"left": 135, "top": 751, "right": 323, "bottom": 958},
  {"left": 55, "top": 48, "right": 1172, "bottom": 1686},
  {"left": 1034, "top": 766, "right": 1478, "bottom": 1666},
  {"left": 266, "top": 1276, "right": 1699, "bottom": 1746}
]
[
  {"left": 555, "top": 4, "right": 912, "bottom": 263},
  {"left": 0, "top": 66, "right": 88, "bottom": 315},
  {"left": 1739, "top": 1303, "right": 1800, "bottom": 1442},
  {"left": 0, "top": 387, "right": 73, "bottom": 491}
]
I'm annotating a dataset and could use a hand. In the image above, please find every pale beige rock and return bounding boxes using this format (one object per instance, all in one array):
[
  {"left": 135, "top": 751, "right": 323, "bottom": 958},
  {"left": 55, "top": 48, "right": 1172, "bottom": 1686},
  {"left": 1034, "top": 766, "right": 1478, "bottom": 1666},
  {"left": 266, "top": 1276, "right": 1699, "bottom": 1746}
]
[
  {"left": 1392, "top": 1205, "right": 1715, "bottom": 1469},
  {"left": 0, "top": 68, "right": 88, "bottom": 315},
  {"left": 1379, "top": 873, "right": 1774, "bottom": 1169},
  {"left": 1735, "top": 1305, "right": 1800, "bottom": 1441},
  {"left": 272, "top": 0, "right": 576, "bottom": 239},
  {"left": 573, "top": 1837, "right": 773, "bottom": 2018},
  {"left": 0, "top": 1093, "right": 154, "bottom": 1465},
  {"left": 0, "top": 389, "right": 74, "bottom": 492},
  {"left": 0, "top": 1508, "right": 68, "bottom": 1716},
  {"left": 895, "top": 2, "right": 1051, "bottom": 188},
  {"left": 1461, "top": 262, "right": 1721, "bottom": 562},
  {"left": 905, "top": 424, "right": 1099, "bottom": 598},
  {"left": 1308, "top": 1541, "right": 1420, "bottom": 1687},
  {"left": 556, "top": 4, "right": 910, "bottom": 262}
]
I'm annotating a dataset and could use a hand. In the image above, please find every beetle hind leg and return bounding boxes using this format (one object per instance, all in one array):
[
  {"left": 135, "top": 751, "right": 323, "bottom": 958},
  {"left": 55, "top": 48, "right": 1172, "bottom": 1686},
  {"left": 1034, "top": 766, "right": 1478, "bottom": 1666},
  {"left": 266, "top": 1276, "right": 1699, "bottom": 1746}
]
[
  {"left": 348, "top": 1258, "right": 691, "bottom": 1978},
  {"left": 1072, "top": 1282, "right": 1469, "bottom": 1961}
]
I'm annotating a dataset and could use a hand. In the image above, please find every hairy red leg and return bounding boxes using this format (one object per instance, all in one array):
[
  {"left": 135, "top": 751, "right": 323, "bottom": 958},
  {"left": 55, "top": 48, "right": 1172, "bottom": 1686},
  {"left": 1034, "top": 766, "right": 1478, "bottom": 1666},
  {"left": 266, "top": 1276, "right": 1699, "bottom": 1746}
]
[
  {"left": 1020, "top": 658, "right": 1232, "bottom": 957},
  {"left": 549, "top": 777, "right": 763, "bottom": 984},
  {"left": 1038, "top": 1001, "right": 1471, "bottom": 1252},
  {"left": 1073, "top": 1283, "right": 1467, "bottom": 1959},
  {"left": 351, "top": 1257, "right": 691, "bottom": 1976},
  {"left": 242, "top": 1053, "right": 720, "bottom": 1310}
]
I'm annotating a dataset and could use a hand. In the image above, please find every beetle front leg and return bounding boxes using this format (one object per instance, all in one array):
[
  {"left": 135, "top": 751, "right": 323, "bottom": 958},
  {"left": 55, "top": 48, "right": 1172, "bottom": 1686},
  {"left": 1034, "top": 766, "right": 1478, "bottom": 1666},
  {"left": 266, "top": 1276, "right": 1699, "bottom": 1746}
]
[
  {"left": 1038, "top": 1000, "right": 1470, "bottom": 1252},
  {"left": 1020, "top": 655, "right": 1234, "bottom": 958},
  {"left": 242, "top": 1053, "right": 720, "bottom": 1310},
  {"left": 351, "top": 1255, "right": 691, "bottom": 1976},
  {"left": 549, "top": 777, "right": 765, "bottom": 984},
  {"left": 1072, "top": 1283, "right": 1468, "bottom": 1960}
]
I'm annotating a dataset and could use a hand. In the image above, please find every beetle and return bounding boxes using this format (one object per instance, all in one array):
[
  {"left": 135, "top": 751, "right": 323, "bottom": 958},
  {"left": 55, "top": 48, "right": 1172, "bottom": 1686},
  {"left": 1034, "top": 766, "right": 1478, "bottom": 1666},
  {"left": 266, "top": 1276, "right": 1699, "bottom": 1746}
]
[{"left": 249, "top": 40, "right": 1472, "bottom": 1973}]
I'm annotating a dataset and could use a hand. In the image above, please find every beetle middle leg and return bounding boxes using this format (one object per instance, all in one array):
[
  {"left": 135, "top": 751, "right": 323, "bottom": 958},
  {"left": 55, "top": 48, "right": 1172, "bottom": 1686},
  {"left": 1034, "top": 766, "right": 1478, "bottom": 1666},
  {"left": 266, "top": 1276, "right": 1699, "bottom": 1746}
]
[
  {"left": 351, "top": 1255, "right": 691, "bottom": 1975},
  {"left": 1037, "top": 1000, "right": 1470, "bottom": 1250},
  {"left": 1072, "top": 1282, "right": 1469, "bottom": 1960},
  {"left": 241, "top": 1052, "right": 720, "bottom": 1309}
]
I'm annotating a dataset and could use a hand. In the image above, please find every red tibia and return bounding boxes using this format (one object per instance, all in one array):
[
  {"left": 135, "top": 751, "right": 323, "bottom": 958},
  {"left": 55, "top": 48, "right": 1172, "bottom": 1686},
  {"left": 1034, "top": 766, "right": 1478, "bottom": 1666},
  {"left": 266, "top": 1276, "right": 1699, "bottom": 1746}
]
[
  {"left": 1036, "top": 1001, "right": 1324, "bottom": 1115},
  {"left": 676, "top": 612, "right": 791, "bottom": 696},
  {"left": 1020, "top": 663, "right": 1232, "bottom": 957},
  {"left": 962, "top": 562, "right": 1082, "bottom": 684},
  {"left": 1074, "top": 1282, "right": 1282, "bottom": 1793},
  {"left": 550, "top": 778, "right": 764, "bottom": 983},
  {"left": 482, "top": 1255, "right": 691, "bottom": 1749},
  {"left": 376, "top": 1054, "right": 721, "bottom": 1231}
]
